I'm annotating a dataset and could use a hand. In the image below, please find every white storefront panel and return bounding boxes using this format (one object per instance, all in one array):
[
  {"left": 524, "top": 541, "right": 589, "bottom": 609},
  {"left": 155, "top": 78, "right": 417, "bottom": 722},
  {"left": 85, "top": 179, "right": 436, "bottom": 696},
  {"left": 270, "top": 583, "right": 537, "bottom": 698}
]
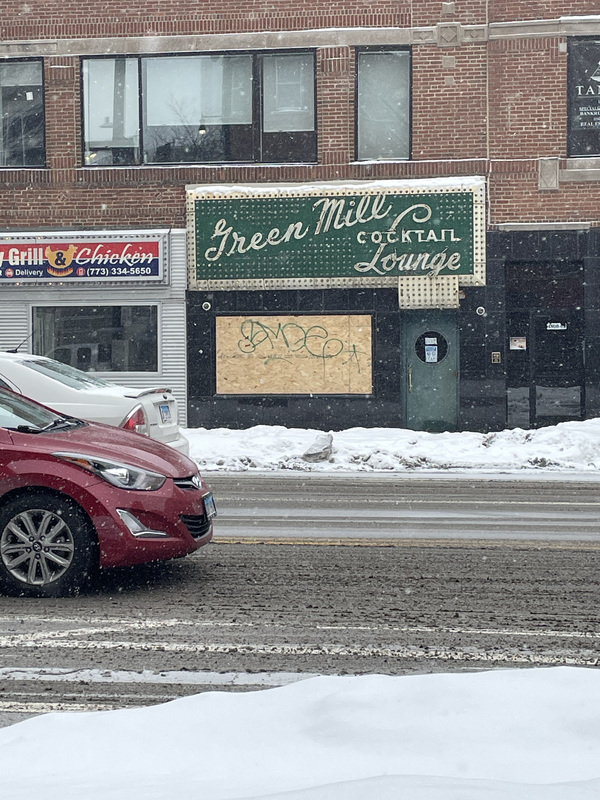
[{"left": 0, "top": 228, "right": 188, "bottom": 424}]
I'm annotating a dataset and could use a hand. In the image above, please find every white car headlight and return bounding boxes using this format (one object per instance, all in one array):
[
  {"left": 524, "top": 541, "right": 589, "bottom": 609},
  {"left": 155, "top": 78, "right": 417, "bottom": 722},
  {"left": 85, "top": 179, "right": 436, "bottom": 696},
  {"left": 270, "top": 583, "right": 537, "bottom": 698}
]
[{"left": 53, "top": 452, "right": 166, "bottom": 491}]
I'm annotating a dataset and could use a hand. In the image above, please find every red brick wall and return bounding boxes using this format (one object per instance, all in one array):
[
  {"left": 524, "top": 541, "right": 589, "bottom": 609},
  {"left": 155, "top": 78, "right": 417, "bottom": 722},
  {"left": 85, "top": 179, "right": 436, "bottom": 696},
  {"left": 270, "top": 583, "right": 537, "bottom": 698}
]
[
  {"left": 1, "top": 2, "right": 412, "bottom": 40},
  {"left": 2, "top": 3, "right": 600, "bottom": 231},
  {"left": 44, "top": 57, "right": 80, "bottom": 171},
  {"left": 317, "top": 47, "right": 354, "bottom": 166},
  {"left": 490, "top": 1, "right": 596, "bottom": 23},
  {"left": 489, "top": 38, "right": 567, "bottom": 160},
  {"left": 412, "top": 44, "right": 488, "bottom": 160},
  {"left": 412, "top": 0, "right": 488, "bottom": 27},
  {"left": 15, "top": 0, "right": 592, "bottom": 38},
  {"left": 491, "top": 174, "right": 600, "bottom": 224}
]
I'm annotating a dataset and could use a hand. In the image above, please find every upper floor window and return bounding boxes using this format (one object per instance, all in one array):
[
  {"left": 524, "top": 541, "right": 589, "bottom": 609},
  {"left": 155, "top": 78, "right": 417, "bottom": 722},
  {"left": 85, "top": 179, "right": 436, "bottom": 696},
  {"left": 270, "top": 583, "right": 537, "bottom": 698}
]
[
  {"left": 82, "top": 52, "right": 316, "bottom": 166},
  {"left": 568, "top": 39, "right": 600, "bottom": 157},
  {"left": 0, "top": 60, "right": 45, "bottom": 167},
  {"left": 356, "top": 49, "right": 410, "bottom": 161}
]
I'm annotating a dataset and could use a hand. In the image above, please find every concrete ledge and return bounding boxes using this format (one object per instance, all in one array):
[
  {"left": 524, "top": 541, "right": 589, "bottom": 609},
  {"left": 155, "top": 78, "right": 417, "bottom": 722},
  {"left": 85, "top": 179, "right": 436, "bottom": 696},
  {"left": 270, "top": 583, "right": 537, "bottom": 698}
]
[
  {"left": 1, "top": 16, "right": 599, "bottom": 58},
  {"left": 495, "top": 222, "right": 593, "bottom": 231}
]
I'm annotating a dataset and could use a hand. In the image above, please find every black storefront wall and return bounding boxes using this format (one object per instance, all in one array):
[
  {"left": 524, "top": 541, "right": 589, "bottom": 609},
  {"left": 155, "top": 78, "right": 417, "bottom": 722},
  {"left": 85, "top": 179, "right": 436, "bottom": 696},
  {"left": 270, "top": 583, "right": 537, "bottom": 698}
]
[
  {"left": 187, "top": 287, "right": 403, "bottom": 430},
  {"left": 186, "top": 286, "right": 504, "bottom": 433},
  {"left": 185, "top": 178, "right": 486, "bottom": 432},
  {"left": 486, "top": 227, "right": 600, "bottom": 430},
  {"left": 186, "top": 228, "right": 600, "bottom": 433}
]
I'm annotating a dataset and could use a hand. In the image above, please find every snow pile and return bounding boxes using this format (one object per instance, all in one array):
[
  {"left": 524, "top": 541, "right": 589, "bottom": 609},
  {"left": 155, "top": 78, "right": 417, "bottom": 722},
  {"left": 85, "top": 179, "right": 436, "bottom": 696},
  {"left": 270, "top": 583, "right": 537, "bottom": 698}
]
[
  {"left": 186, "top": 418, "right": 600, "bottom": 472},
  {"left": 1, "top": 667, "right": 599, "bottom": 800}
]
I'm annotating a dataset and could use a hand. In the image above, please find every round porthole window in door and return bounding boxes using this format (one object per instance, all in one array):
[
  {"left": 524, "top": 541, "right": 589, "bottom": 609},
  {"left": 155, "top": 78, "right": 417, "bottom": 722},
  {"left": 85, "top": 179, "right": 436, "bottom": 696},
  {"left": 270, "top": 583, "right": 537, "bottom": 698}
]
[{"left": 415, "top": 331, "right": 448, "bottom": 364}]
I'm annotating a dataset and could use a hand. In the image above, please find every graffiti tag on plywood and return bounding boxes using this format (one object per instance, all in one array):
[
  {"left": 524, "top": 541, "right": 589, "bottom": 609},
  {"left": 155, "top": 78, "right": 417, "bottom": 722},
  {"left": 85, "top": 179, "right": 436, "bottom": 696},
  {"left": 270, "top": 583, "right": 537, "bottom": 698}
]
[{"left": 216, "top": 315, "right": 372, "bottom": 395}]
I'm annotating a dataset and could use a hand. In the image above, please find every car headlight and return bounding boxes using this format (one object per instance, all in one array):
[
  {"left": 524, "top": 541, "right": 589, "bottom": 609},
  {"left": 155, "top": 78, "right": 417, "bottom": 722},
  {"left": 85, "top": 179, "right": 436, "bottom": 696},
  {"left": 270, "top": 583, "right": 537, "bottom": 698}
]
[{"left": 53, "top": 452, "right": 166, "bottom": 491}]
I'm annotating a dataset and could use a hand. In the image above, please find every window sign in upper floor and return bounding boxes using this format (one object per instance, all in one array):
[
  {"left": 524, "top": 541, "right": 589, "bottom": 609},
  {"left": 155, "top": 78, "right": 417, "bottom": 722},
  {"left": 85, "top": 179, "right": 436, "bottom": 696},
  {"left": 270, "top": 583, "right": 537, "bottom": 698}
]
[
  {"left": 568, "top": 39, "right": 600, "bottom": 157},
  {"left": 0, "top": 60, "right": 45, "bottom": 168},
  {"left": 356, "top": 49, "right": 410, "bottom": 161},
  {"left": 82, "top": 52, "right": 316, "bottom": 166}
]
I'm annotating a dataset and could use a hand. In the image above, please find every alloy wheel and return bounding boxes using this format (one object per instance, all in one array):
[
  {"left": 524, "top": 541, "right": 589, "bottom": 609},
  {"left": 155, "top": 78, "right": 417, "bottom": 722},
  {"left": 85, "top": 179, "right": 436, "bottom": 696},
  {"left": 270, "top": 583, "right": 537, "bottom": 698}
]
[{"left": 0, "top": 508, "right": 75, "bottom": 586}]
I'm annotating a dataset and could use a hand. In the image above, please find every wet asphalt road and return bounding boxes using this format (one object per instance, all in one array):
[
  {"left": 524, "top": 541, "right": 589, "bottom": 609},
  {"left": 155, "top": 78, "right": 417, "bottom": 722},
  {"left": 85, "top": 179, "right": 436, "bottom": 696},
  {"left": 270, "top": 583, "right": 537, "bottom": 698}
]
[{"left": 1, "top": 473, "right": 599, "bottom": 727}]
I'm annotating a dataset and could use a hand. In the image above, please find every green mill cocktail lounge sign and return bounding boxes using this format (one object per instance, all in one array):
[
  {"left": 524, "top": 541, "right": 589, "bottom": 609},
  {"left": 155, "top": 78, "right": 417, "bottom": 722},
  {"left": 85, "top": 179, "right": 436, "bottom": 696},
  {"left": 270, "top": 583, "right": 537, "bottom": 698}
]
[{"left": 186, "top": 177, "right": 486, "bottom": 308}]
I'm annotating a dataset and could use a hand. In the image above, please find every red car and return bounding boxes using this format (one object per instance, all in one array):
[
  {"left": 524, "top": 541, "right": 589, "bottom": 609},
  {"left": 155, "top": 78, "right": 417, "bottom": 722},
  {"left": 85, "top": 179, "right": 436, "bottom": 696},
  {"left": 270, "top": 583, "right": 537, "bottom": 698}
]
[{"left": 0, "top": 388, "right": 216, "bottom": 597}]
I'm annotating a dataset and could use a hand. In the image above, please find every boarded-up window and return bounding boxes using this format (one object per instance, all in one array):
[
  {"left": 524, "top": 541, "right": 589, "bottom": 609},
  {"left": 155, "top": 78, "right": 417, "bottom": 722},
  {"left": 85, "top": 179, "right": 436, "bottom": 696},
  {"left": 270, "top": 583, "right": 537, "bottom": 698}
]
[{"left": 216, "top": 315, "right": 372, "bottom": 395}]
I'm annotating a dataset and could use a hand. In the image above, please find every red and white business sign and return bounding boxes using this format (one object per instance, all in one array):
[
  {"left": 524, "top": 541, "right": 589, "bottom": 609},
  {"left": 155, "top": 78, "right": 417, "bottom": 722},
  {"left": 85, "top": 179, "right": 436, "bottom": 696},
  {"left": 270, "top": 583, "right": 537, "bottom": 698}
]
[{"left": 0, "top": 233, "right": 166, "bottom": 283}]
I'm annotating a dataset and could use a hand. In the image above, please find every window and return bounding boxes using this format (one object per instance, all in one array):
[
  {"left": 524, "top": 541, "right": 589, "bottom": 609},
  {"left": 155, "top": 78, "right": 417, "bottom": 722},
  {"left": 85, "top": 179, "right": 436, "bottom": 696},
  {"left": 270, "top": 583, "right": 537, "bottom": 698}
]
[
  {"left": 0, "top": 60, "right": 45, "bottom": 167},
  {"left": 261, "top": 53, "right": 315, "bottom": 162},
  {"left": 82, "top": 51, "right": 316, "bottom": 165},
  {"left": 142, "top": 54, "right": 253, "bottom": 164},
  {"left": 83, "top": 59, "right": 140, "bottom": 166},
  {"left": 356, "top": 49, "right": 410, "bottom": 161},
  {"left": 568, "top": 39, "right": 600, "bottom": 157},
  {"left": 33, "top": 306, "right": 158, "bottom": 372},
  {"left": 15, "top": 358, "right": 115, "bottom": 390}
]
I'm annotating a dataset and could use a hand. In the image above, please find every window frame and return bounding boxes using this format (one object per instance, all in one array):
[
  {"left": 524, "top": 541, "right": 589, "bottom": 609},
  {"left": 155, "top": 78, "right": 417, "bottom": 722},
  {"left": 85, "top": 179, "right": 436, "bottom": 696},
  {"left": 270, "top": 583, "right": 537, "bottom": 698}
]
[
  {"left": 354, "top": 46, "right": 411, "bottom": 163},
  {"left": 0, "top": 58, "right": 46, "bottom": 169},
  {"left": 81, "top": 49, "right": 317, "bottom": 167}
]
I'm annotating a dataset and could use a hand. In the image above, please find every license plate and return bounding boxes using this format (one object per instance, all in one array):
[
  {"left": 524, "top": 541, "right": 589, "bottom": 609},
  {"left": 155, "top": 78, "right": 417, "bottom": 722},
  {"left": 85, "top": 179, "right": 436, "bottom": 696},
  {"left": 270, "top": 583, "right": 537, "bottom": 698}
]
[
  {"left": 159, "top": 403, "right": 172, "bottom": 423},
  {"left": 203, "top": 493, "right": 217, "bottom": 519}
]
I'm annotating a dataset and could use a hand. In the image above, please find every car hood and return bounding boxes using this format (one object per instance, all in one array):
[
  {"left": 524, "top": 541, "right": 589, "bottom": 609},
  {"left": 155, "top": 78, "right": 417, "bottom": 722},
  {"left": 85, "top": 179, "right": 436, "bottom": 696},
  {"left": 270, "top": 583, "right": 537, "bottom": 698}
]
[{"left": 10, "top": 420, "right": 197, "bottom": 478}]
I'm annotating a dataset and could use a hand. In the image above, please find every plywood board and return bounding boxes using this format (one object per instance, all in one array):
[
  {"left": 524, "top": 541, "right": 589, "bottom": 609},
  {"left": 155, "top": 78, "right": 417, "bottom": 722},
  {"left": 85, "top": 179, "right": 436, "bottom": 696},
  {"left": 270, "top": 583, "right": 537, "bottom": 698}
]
[{"left": 216, "top": 315, "right": 372, "bottom": 395}]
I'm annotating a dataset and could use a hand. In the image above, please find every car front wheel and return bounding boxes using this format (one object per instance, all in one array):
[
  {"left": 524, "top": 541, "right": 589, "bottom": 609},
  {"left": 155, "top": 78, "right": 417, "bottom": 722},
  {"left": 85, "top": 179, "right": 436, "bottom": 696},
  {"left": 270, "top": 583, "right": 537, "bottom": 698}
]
[{"left": 0, "top": 491, "right": 98, "bottom": 597}]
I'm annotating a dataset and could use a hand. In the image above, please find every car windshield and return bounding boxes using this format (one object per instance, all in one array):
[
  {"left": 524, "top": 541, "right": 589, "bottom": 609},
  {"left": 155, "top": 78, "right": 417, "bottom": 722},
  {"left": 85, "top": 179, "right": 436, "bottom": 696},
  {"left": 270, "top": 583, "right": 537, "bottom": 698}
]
[
  {"left": 19, "top": 358, "right": 114, "bottom": 390},
  {"left": 0, "top": 388, "right": 62, "bottom": 430}
]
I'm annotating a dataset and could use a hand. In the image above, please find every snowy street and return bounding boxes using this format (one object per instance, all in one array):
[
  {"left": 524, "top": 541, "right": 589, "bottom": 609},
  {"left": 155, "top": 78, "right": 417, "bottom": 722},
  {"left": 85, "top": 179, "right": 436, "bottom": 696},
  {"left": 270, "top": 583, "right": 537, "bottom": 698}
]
[
  {"left": 2, "top": 420, "right": 600, "bottom": 798},
  {"left": 0, "top": 517, "right": 598, "bottom": 724},
  {"left": 207, "top": 470, "right": 600, "bottom": 542}
]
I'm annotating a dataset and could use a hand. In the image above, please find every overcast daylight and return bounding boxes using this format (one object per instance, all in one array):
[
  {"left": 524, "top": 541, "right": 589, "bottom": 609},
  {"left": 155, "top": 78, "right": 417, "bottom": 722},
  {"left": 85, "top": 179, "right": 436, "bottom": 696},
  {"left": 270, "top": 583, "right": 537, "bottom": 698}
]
[{"left": 2, "top": 1, "right": 600, "bottom": 798}]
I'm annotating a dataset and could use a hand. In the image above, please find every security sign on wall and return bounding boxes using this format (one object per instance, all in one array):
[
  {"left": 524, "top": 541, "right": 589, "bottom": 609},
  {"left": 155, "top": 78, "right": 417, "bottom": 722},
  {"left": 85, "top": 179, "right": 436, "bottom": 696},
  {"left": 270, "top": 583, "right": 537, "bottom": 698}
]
[{"left": 416, "top": 332, "right": 449, "bottom": 364}]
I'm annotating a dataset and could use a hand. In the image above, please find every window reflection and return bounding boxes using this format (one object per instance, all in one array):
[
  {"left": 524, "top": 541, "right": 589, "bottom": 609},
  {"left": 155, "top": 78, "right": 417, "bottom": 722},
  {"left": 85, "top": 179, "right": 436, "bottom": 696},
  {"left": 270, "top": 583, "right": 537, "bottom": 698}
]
[
  {"left": 568, "top": 39, "right": 600, "bottom": 157},
  {"left": 83, "top": 58, "right": 139, "bottom": 166},
  {"left": 0, "top": 61, "right": 45, "bottom": 167},
  {"left": 33, "top": 306, "right": 158, "bottom": 372},
  {"left": 357, "top": 50, "right": 410, "bottom": 161},
  {"left": 143, "top": 55, "right": 253, "bottom": 163},
  {"left": 262, "top": 54, "right": 314, "bottom": 132},
  {"left": 82, "top": 52, "right": 317, "bottom": 165}
]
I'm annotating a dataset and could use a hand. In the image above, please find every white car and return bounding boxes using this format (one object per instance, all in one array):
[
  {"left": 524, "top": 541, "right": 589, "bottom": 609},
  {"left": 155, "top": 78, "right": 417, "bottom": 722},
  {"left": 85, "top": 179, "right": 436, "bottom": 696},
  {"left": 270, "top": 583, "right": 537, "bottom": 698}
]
[{"left": 0, "top": 351, "right": 189, "bottom": 455}]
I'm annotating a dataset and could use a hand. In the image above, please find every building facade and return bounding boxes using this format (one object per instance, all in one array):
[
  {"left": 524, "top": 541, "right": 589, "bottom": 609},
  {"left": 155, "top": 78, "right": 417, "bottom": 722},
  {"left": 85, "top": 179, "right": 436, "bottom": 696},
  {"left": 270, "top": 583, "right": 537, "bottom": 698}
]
[{"left": 1, "top": 1, "right": 600, "bottom": 432}]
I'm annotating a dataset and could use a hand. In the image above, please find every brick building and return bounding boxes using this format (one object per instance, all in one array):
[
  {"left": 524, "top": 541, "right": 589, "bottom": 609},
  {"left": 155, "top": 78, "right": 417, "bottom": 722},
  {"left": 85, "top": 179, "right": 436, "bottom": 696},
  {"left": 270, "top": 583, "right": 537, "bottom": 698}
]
[{"left": 1, "top": 2, "right": 600, "bottom": 432}]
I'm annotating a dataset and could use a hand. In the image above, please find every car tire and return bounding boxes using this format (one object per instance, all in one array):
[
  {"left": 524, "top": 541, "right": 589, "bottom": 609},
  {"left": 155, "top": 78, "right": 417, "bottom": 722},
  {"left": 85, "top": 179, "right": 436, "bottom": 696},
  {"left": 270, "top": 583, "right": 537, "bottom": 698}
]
[{"left": 0, "top": 491, "right": 98, "bottom": 597}]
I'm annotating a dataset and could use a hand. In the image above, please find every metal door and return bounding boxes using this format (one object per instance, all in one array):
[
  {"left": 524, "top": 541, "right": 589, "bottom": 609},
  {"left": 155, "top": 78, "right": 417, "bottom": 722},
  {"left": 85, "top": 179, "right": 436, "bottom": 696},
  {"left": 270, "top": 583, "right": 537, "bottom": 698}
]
[
  {"left": 507, "top": 309, "right": 584, "bottom": 428},
  {"left": 403, "top": 311, "right": 459, "bottom": 432}
]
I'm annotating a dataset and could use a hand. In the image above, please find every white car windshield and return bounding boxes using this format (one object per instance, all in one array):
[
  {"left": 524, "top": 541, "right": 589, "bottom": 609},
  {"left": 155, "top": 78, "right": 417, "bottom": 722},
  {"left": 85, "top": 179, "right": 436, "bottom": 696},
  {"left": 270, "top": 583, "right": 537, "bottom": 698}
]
[
  {"left": 20, "top": 358, "right": 114, "bottom": 390},
  {"left": 0, "top": 388, "right": 60, "bottom": 429}
]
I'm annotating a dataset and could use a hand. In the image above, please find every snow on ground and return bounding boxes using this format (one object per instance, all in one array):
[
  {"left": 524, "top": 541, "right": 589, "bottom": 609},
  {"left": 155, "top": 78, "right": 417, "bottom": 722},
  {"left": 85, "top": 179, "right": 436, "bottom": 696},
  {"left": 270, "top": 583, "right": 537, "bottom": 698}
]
[
  {"left": 185, "top": 418, "right": 600, "bottom": 473},
  {"left": 2, "top": 667, "right": 600, "bottom": 800},
  {"left": 5, "top": 419, "right": 600, "bottom": 799}
]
